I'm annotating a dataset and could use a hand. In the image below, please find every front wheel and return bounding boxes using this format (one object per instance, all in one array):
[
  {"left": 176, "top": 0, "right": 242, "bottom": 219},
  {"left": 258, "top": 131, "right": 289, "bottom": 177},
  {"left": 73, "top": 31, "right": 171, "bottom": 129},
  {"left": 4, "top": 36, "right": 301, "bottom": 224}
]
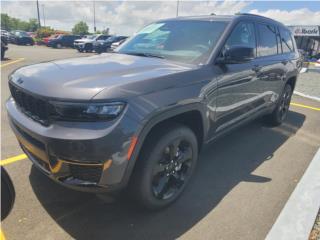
[
  {"left": 265, "top": 83, "right": 293, "bottom": 126},
  {"left": 130, "top": 123, "right": 198, "bottom": 210}
]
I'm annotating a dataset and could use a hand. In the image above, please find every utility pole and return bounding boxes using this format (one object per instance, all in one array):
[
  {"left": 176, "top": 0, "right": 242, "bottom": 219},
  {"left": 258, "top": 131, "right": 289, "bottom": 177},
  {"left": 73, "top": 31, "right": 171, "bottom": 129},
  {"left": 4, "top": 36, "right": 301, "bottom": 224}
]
[
  {"left": 176, "top": 0, "right": 180, "bottom": 17},
  {"left": 42, "top": 4, "right": 46, "bottom": 27},
  {"left": 93, "top": 0, "right": 96, "bottom": 33},
  {"left": 36, "top": 0, "right": 41, "bottom": 28}
]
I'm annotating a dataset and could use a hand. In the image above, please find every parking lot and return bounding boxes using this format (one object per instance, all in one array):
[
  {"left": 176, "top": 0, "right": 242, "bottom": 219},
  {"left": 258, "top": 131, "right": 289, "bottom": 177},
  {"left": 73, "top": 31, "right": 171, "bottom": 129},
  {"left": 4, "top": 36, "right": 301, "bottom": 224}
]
[{"left": 1, "top": 44, "right": 320, "bottom": 240}]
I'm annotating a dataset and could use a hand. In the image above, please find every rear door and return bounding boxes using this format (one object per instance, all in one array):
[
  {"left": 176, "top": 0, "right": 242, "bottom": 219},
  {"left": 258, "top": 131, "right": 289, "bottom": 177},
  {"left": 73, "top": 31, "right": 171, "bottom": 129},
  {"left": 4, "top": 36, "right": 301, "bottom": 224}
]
[{"left": 253, "top": 22, "right": 285, "bottom": 105}]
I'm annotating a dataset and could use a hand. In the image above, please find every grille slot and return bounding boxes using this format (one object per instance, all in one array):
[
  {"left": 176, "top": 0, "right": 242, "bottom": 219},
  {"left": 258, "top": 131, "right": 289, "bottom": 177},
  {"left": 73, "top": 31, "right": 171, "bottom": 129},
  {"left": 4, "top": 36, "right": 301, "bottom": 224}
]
[
  {"left": 69, "top": 164, "right": 102, "bottom": 183},
  {"left": 9, "top": 82, "right": 51, "bottom": 126}
]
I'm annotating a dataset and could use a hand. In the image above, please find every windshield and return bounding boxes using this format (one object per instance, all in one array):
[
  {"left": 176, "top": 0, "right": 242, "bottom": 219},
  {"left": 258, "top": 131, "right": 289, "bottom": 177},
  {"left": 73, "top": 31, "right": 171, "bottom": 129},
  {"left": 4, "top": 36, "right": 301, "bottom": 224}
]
[
  {"left": 87, "top": 35, "right": 97, "bottom": 39},
  {"left": 16, "top": 31, "right": 29, "bottom": 37},
  {"left": 118, "top": 20, "right": 228, "bottom": 64}
]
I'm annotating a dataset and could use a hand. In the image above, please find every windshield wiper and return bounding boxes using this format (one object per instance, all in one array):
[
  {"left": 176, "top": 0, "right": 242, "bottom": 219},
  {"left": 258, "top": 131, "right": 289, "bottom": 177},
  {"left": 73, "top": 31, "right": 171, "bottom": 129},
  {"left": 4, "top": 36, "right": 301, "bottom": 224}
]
[{"left": 123, "top": 52, "right": 164, "bottom": 59}]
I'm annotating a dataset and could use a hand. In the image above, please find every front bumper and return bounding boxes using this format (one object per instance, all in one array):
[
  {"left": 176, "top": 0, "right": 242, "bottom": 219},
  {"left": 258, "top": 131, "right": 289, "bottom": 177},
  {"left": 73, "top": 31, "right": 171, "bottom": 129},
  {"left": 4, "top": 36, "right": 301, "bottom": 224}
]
[
  {"left": 6, "top": 97, "right": 141, "bottom": 192},
  {"left": 74, "top": 43, "right": 86, "bottom": 50}
]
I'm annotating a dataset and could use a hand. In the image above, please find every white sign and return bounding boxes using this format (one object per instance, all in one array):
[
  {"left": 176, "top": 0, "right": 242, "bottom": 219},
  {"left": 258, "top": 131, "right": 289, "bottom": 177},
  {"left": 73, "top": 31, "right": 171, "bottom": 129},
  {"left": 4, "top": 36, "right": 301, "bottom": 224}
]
[{"left": 289, "top": 26, "right": 320, "bottom": 36}]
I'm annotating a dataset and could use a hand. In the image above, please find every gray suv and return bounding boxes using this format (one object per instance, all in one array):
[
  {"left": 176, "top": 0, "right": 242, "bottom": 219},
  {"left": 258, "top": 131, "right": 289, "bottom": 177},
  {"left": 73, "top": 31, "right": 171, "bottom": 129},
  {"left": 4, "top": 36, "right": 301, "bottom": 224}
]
[{"left": 7, "top": 14, "right": 300, "bottom": 209}]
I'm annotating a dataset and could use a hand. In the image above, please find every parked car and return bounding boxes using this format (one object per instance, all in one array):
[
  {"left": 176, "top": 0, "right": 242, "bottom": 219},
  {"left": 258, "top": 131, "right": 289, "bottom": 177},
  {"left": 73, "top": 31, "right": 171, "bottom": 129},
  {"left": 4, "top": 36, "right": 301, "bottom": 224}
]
[
  {"left": 110, "top": 38, "right": 128, "bottom": 51},
  {"left": 1, "top": 33, "right": 8, "bottom": 60},
  {"left": 47, "top": 34, "right": 80, "bottom": 48},
  {"left": 43, "top": 34, "right": 61, "bottom": 45},
  {"left": 1, "top": 29, "right": 10, "bottom": 41},
  {"left": 10, "top": 30, "right": 34, "bottom": 45},
  {"left": 74, "top": 34, "right": 111, "bottom": 52},
  {"left": 6, "top": 14, "right": 300, "bottom": 210},
  {"left": 93, "top": 36, "right": 128, "bottom": 53}
]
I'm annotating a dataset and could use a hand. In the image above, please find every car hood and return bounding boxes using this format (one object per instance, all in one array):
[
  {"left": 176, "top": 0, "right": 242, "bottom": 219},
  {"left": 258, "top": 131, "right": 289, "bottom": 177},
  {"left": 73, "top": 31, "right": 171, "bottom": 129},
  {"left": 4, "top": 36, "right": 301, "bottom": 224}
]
[{"left": 10, "top": 53, "right": 194, "bottom": 100}]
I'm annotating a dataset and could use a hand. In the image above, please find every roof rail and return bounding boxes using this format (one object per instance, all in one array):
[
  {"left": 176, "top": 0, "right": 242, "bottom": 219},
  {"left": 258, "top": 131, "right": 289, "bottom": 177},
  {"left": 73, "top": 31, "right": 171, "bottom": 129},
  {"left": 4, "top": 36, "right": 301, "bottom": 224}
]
[{"left": 235, "top": 12, "right": 284, "bottom": 24}]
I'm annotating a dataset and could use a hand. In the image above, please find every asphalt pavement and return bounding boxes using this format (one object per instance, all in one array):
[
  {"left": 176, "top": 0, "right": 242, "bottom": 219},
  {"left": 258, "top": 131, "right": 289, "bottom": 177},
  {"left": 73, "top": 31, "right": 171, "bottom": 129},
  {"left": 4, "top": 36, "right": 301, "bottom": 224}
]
[{"left": 1, "top": 45, "right": 320, "bottom": 240}]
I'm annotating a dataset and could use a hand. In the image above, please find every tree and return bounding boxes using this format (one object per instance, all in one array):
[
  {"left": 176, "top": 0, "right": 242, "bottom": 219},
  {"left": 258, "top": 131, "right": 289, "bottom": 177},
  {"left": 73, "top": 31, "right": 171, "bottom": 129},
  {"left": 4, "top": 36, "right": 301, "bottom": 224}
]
[
  {"left": 72, "top": 21, "right": 89, "bottom": 35},
  {"left": 1, "top": 14, "right": 11, "bottom": 30},
  {"left": 1, "top": 14, "right": 40, "bottom": 32},
  {"left": 36, "top": 26, "right": 55, "bottom": 38}
]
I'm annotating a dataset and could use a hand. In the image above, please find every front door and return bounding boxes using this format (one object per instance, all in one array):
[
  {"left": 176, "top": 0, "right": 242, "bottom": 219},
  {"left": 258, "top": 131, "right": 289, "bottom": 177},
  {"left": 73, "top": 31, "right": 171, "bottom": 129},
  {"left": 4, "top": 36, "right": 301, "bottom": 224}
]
[{"left": 210, "top": 21, "right": 262, "bottom": 136}]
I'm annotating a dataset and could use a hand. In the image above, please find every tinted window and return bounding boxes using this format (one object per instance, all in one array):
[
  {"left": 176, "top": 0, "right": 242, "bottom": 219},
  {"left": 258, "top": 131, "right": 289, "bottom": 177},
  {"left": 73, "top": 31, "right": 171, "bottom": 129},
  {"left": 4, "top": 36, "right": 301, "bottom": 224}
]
[
  {"left": 280, "top": 28, "right": 294, "bottom": 53},
  {"left": 225, "top": 22, "right": 256, "bottom": 50},
  {"left": 257, "top": 23, "right": 278, "bottom": 57},
  {"left": 119, "top": 20, "right": 228, "bottom": 64}
]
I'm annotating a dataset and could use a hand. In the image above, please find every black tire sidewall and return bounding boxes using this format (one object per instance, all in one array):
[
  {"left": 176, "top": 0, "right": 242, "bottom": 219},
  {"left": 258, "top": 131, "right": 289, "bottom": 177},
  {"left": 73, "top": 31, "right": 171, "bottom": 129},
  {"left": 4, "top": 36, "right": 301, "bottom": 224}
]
[
  {"left": 133, "top": 125, "right": 198, "bottom": 209},
  {"left": 275, "top": 84, "right": 292, "bottom": 123}
]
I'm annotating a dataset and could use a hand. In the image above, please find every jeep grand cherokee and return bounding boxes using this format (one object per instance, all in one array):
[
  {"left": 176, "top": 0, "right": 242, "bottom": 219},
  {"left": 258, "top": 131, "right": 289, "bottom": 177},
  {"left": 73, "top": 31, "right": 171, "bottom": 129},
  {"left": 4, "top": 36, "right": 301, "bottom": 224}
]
[{"left": 7, "top": 14, "right": 300, "bottom": 209}]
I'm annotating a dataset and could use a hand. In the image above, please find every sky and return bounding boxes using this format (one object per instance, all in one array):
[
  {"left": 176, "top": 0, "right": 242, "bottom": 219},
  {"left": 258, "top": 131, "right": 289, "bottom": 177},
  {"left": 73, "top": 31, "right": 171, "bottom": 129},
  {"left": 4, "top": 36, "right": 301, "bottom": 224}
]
[{"left": 1, "top": 1, "right": 320, "bottom": 35}]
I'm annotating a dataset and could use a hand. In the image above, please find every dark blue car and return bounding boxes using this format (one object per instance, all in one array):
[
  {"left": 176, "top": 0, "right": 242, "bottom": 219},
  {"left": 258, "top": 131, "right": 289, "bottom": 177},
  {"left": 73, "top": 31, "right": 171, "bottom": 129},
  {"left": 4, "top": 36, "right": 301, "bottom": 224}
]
[{"left": 47, "top": 35, "right": 81, "bottom": 48}]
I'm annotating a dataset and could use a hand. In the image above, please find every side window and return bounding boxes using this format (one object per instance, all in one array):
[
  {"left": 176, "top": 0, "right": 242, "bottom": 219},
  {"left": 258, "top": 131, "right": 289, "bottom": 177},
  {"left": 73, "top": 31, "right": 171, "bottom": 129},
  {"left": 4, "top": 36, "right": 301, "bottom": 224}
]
[
  {"left": 280, "top": 28, "right": 294, "bottom": 53},
  {"left": 224, "top": 22, "right": 256, "bottom": 50},
  {"left": 257, "top": 23, "right": 278, "bottom": 57}
]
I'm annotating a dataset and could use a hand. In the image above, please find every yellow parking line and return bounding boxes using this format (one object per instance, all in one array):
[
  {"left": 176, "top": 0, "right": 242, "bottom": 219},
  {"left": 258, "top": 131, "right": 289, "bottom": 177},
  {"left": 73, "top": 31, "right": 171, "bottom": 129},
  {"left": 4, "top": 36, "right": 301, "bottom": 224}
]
[
  {"left": 0, "top": 154, "right": 27, "bottom": 166},
  {"left": 0, "top": 58, "right": 25, "bottom": 68},
  {"left": 291, "top": 102, "right": 320, "bottom": 111},
  {"left": 0, "top": 229, "right": 6, "bottom": 240}
]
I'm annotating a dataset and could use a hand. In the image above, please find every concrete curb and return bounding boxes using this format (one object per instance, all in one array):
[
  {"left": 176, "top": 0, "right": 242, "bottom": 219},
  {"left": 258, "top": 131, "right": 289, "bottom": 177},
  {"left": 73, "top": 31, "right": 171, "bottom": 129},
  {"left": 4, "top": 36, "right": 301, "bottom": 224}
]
[
  {"left": 265, "top": 148, "right": 320, "bottom": 240},
  {"left": 294, "top": 91, "right": 320, "bottom": 102}
]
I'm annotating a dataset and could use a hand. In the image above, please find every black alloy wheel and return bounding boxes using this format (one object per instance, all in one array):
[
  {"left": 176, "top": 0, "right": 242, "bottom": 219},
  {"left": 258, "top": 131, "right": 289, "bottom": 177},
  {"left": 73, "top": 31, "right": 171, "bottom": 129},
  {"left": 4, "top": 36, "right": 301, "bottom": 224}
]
[
  {"left": 265, "top": 83, "right": 293, "bottom": 126},
  {"left": 277, "top": 84, "right": 292, "bottom": 121},
  {"left": 151, "top": 138, "right": 194, "bottom": 200},
  {"left": 130, "top": 123, "right": 198, "bottom": 209}
]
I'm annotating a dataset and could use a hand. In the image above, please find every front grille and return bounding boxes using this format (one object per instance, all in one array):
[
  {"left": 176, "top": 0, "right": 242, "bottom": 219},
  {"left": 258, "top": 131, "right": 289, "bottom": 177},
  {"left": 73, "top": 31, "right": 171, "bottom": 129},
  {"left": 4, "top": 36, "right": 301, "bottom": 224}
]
[
  {"left": 9, "top": 82, "right": 52, "bottom": 126},
  {"left": 69, "top": 164, "right": 102, "bottom": 183}
]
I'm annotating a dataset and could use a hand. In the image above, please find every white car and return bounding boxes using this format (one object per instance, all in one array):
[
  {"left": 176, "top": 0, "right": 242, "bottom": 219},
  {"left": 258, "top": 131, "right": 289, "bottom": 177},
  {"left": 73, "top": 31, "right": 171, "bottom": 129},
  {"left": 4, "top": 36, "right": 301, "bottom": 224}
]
[{"left": 74, "top": 34, "right": 111, "bottom": 52}]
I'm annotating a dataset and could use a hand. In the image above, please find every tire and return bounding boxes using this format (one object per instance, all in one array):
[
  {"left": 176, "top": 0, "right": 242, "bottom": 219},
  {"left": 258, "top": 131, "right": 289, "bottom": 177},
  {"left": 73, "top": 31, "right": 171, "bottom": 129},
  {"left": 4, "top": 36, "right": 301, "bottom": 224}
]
[
  {"left": 84, "top": 44, "right": 93, "bottom": 52},
  {"left": 56, "top": 43, "right": 62, "bottom": 49},
  {"left": 130, "top": 123, "right": 198, "bottom": 210},
  {"left": 1, "top": 48, "right": 5, "bottom": 60},
  {"left": 265, "top": 83, "right": 293, "bottom": 126}
]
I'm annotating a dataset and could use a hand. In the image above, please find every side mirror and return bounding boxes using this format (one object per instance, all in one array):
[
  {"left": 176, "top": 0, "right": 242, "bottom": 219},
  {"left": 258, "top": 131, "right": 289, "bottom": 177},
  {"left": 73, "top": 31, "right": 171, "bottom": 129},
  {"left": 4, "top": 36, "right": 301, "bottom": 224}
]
[{"left": 216, "top": 46, "right": 255, "bottom": 64}]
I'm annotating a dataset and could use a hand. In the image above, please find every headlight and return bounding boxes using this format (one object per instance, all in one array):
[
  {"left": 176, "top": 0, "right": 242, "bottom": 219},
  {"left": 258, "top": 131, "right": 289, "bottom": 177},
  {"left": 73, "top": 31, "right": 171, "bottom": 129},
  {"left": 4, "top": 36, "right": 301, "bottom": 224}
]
[{"left": 51, "top": 101, "right": 125, "bottom": 121}]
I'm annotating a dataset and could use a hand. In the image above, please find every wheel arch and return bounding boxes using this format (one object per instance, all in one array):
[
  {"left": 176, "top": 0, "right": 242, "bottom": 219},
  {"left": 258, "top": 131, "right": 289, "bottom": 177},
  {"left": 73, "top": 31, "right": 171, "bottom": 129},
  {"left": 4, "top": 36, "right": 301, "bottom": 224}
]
[{"left": 122, "top": 103, "right": 209, "bottom": 187}]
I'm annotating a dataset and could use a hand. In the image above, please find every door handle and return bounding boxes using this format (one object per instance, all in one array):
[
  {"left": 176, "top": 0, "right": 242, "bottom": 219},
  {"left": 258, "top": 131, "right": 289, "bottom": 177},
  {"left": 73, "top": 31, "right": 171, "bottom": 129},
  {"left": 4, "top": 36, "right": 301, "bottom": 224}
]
[{"left": 252, "top": 65, "right": 262, "bottom": 72}]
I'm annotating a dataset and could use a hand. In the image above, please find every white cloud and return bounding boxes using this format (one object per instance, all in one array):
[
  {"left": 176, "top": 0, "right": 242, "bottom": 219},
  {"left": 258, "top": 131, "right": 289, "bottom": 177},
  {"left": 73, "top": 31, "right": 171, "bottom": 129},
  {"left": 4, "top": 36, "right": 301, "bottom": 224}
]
[
  {"left": 249, "top": 8, "right": 320, "bottom": 25},
  {"left": 1, "top": 1, "right": 250, "bottom": 34},
  {"left": 2, "top": 1, "right": 320, "bottom": 36}
]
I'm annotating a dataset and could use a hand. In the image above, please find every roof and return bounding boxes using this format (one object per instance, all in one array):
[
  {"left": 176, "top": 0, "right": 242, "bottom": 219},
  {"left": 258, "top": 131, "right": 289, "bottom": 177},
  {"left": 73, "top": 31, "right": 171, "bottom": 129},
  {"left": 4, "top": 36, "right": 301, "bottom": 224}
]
[{"left": 162, "top": 13, "right": 287, "bottom": 28}]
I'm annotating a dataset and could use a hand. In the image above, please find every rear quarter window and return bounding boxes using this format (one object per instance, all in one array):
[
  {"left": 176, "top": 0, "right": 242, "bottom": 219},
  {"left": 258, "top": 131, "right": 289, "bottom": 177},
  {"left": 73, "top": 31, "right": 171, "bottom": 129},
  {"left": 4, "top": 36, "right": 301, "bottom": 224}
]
[
  {"left": 279, "top": 28, "right": 294, "bottom": 53},
  {"left": 257, "top": 23, "right": 278, "bottom": 57}
]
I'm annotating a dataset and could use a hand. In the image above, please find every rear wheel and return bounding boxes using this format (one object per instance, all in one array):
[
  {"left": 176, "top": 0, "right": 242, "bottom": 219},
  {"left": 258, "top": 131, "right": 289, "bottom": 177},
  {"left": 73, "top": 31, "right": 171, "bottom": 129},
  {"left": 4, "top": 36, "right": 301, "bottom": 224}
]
[
  {"left": 265, "top": 83, "right": 292, "bottom": 126},
  {"left": 130, "top": 123, "right": 198, "bottom": 210}
]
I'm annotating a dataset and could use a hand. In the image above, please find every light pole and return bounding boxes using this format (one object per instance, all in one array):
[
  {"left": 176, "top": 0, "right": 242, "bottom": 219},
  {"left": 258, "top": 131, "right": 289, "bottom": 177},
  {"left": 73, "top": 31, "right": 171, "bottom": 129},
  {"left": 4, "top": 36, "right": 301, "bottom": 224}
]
[
  {"left": 176, "top": 0, "right": 180, "bottom": 17},
  {"left": 93, "top": 0, "right": 96, "bottom": 33},
  {"left": 36, "top": 0, "right": 41, "bottom": 28},
  {"left": 42, "top": 4, "right": 46, "bottom": 27}
]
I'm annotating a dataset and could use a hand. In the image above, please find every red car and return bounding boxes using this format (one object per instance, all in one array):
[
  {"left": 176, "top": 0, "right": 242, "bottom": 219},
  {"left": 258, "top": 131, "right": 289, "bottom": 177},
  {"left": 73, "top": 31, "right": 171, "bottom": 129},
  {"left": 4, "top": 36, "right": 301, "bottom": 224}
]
[{"left": 43, "top": 34, "right": 61, "bottom": 45}]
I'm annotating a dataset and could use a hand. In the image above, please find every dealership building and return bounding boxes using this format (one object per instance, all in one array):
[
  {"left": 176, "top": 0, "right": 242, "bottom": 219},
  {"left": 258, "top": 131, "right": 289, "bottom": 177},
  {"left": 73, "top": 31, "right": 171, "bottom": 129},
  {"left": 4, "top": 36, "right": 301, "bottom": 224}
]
[{"left": 288, "top": 25, "right": 320, "bottom": 56}]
